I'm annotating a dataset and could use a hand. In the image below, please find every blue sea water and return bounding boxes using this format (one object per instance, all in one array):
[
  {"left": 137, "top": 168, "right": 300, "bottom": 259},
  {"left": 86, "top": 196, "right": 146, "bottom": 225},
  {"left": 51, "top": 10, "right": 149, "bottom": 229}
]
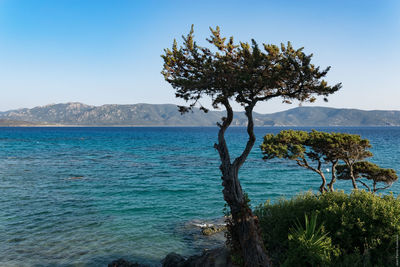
[{"left": 0, "top": 126, "right": 399, "bottom": 266}]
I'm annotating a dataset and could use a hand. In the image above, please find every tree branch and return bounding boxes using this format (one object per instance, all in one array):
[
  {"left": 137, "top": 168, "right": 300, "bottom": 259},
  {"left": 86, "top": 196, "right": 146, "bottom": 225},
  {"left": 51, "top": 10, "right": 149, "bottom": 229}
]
[
  {"left": 374, "top": 185, "right": 392, "bottom": 193},
  {"left": 255, "top": 91, "right": 282, "bottom": 102},
  {"left": 296, "top": 158, "right": 320, "bottom": 174},
  {"left": 214, "top": 99, "right": 233, "bottom": 166},
  {"left": 233, "top": 102, "right": 256, "bottom": 169},
  {"left": 357, "top": 179, "right": 371, "bottom": 192},
  {"left": 373, "top": 181, "right": 392, "bottom": 193}
]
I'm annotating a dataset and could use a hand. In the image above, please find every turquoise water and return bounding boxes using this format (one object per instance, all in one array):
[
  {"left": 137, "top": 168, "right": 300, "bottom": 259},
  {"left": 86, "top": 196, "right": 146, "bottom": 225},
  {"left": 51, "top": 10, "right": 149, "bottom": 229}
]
[{"left": 1, "top": 127, "right": 399, "bottom": 266}]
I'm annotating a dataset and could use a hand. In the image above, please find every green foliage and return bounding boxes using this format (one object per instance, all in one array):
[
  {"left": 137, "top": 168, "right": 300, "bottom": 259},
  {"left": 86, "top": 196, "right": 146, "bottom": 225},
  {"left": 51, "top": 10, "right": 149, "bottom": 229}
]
[
  {"left": 261, "top": 130, "right": 343, "bottom": 192},
  {"left": 161, "top": 25, "right": 341, "bottom": 113},
  {"left": 337, "top": 161, "right": 398, "bottom": 192},
  {"left": 261, "top": 130, "right": 309, "bottom": 160},
  {"left": 333, "top": 133, "right": 373, "bottom": 162},
  {"left": 255, "top": 191, "right": 400, "bottom": 266},
  {"left": 261, "top": 130, "right": 373, "bottom": 165},
  {"left": 283, "top": 213, "right": 339, "bottom": 266}
]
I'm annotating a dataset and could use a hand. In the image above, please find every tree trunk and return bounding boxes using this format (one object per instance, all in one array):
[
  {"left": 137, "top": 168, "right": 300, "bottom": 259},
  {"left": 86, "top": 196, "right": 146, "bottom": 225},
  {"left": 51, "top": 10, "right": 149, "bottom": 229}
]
[
  {"left": 349, "top": 164, "right": 358, "bottom": 189},
  {"left": 318, "top": 172, "right": 327, "bottom": 193},
  {"left": 215, "top": 101, "right": 270, "bottom": 267},
  {"left": 315, "top": 161, "right": 327, "bottom": 193},
  {"left": 327, "top": 160, "right": 338, "bottom": 192},
  {"left": 222, "top": 167, "right": 270, "bottom": 266}
]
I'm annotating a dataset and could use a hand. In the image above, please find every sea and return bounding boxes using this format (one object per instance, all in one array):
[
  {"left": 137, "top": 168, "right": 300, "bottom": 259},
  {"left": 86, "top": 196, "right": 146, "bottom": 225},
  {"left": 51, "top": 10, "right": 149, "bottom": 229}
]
[{"left": 1, "top": 126, "right": 399, "bottom": 266}]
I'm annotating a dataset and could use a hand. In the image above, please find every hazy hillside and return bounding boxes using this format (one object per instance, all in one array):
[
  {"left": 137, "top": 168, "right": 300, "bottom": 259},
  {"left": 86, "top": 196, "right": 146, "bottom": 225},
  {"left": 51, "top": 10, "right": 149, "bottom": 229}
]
[
  {"left": 0, "top": 119, "right": 46, "bottom": 126},
  {"left": 0, "top": 103, "right": 399, "bottom": 126},
  {"left": 257, "top": 107, "right": 400, "bottom": 126}
]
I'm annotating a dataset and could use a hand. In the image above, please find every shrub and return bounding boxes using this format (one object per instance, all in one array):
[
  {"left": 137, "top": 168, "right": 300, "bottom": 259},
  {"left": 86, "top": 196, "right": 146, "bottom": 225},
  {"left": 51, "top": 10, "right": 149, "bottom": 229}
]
[
  {"left": 283, "top": 213, "right": 339, "bottom": 266},
  {"left": 255, "top": 190, "right": 400, "bottom": 266}
]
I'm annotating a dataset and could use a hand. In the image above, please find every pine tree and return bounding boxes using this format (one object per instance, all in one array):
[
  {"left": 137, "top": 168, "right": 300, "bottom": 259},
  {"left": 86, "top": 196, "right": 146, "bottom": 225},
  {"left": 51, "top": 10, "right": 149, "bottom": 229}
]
[{"left": 161, "top": 25, "right": 341, "bottom": 266}]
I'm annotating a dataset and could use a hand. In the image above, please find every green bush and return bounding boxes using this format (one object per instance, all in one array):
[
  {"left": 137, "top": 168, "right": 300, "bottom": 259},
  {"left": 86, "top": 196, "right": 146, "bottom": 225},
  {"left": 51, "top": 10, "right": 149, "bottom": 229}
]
[{"left": 255, "top": 190, "right": 400, "bottom": 266}]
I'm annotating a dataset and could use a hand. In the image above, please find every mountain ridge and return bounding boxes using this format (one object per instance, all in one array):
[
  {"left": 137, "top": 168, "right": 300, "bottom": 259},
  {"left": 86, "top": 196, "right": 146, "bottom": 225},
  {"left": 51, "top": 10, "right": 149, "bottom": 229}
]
[{"left": 0, "top": 102, "right": 399, "bottom": 126}]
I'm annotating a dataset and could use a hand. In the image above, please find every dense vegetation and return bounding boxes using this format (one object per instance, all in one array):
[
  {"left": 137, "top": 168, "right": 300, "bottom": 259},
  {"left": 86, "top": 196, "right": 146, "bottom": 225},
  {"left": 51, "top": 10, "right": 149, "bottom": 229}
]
[{"left": 255, "top": 191, "right": 400, "bottom": 266}]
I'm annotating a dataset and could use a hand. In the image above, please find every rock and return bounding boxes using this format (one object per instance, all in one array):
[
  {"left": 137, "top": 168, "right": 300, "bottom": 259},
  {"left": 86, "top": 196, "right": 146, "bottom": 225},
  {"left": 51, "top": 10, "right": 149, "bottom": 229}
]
[
  {"left": 175, "top": 219, "right": 227, "bottom": 252},
  {"left": 108, "top": 258, "right": 148, "bottom": 267},
  {"left": 201, "top": 225, "right": 227, "bottom": 236},
  {"left": 162, "top": 247, "right": 237, "bottom": 267},
  {"left": 162, "top": 252, "right": 186, "bottom": 267}
]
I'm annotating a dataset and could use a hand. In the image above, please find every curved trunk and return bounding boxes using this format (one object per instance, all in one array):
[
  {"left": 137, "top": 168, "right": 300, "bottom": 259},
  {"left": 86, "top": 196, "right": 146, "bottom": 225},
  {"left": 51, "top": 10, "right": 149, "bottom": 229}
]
[
  {"left": 216, "top": 101, "right": 270, "bottom": 267},
  {"left": 316, "top": 161, "right": 327, "bottom": 193},
  {"left": 349, "top": 164, "right": 358, "bottom": 189},
  {"left": 319, "top": 172, "right": 327, "bottom": 193},
  {"left": 222, "top": 168, "right": 270, "bottom": 266},
  {"left": 298, "top": 159, "right": 327, "bottom": 193},
  {"left": 327, "top": 160, "right": 338, "bottom": 192}
]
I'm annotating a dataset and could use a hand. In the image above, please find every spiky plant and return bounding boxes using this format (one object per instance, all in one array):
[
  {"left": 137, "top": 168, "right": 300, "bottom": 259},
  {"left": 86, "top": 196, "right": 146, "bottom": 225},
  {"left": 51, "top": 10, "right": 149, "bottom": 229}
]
[{"left": 283, "top": 213, "right": 339, "bottom": 266}]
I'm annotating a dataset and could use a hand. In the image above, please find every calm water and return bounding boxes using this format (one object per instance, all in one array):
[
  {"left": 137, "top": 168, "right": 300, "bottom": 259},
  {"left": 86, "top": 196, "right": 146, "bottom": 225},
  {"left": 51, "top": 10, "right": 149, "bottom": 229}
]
[{"left": 1, "top": 127, "right": 399, "bottom": 266}]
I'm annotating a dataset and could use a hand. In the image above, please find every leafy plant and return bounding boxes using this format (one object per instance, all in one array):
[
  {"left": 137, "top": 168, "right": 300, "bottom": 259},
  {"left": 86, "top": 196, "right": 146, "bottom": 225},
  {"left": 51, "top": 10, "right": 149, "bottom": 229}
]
[{"left": 283, "top": 213, "right": 339, "bottom": 266}]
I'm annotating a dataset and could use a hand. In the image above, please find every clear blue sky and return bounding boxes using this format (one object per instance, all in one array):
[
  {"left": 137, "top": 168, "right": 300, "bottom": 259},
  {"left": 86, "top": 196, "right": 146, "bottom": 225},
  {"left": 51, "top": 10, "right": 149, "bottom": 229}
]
[{"left": 0, "top": 0, "right": 399, "bottom": 113}]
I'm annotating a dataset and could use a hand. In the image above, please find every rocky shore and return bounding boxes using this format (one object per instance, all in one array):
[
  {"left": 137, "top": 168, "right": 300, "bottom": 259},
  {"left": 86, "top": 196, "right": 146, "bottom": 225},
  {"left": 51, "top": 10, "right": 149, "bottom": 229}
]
[
  {"left": 109, "top": 246, "right": 236, "bottom": 267},
  {"left": 108, "top": 219, "right": 231, "bottom": 267}
]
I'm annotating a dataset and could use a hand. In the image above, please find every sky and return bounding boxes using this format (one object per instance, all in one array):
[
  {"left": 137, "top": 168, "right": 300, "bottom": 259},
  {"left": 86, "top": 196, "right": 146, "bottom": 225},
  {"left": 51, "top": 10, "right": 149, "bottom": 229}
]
[{"left": 0, "top": 0, "right": 399, "bottom": 113}]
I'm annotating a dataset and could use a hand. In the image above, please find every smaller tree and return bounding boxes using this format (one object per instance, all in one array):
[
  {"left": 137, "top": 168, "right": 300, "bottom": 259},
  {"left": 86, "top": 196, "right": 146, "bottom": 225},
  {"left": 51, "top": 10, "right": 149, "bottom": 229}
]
[
  {"left": 261, "top": 130, "right": 336, "bottom": 193},
  {"left": 261, "top": 130, "right": 395, "bottom": 193},
  {"left": 307, "top": 130, "right": 342, "bottom": 191},
  {"left": 336, "top": 161, "right": 398, "bottom": 193},
  {"left": 332, "top": 134, "right": 373, "bottom": 189}
]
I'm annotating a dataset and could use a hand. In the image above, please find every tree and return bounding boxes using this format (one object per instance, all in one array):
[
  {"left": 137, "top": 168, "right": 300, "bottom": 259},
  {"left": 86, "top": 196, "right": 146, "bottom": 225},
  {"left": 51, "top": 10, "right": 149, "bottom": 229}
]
[
  {"left": 261, "top": 130, "right": 341, "bottom": 193},
  {"left": 307, "top": 130, "right": 342, "bottom": 192},
  {"left": 336, "top": 161, "right": 398, "bottom": 193},
  {"left": 261, "top": 130, "right": 397, "bottom": 193},
  {"left": 332, "top": 133, "right": 373, "bottom": 189},
  {"left": 161, "top": 25, "right": 341, "bottom": 266}
]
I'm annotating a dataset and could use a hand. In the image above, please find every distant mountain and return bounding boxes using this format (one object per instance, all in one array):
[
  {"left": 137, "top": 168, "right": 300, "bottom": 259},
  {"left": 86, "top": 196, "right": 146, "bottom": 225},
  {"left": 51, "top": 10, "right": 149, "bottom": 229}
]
[
  {"left": 0, "top": 102, "right": 399, "bottom": 126},
  {"left": 256, "top": 107, "right": 400, "bottom": 126}
]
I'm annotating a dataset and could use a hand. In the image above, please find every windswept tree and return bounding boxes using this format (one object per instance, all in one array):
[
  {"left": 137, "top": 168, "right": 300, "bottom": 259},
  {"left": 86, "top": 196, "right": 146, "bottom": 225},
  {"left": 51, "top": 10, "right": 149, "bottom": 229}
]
[
  {"left": 261, "top": 130, "right": 341, "bottom": 193},
  {"left": 161, "top": 25, "right": 341, "bottom": 266},
  {"left": 337, "top": 161, "right": 398, "bottom": 193},
  {"left": 307, "top": 130, "right": 342, "bottom": 191},
  {"left": 261, "top": 130, "right": 395, "bottom": 193},
  {"left": 333, "top": 134, "right": 373, "bottom": 189}
]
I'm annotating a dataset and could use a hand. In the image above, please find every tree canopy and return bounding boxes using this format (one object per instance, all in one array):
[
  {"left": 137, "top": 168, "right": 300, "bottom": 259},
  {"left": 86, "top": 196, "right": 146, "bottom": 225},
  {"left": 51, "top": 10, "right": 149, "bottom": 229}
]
[
  {"left": 331, "top": 133, "right": 373, "bottom": 189},
  {"left": 261, "top": 130, "right": 341, "bottom": 192},
  {"left": 162, "top": 25, "right": 341, "bottom": 114},
  {"left": 337, "top": 161, "right": 398, "bottom": 192}
]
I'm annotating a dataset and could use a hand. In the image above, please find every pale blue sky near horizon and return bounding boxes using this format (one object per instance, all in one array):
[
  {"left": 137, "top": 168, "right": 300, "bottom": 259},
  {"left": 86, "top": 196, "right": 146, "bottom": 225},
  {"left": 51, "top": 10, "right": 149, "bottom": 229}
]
[{"left": 0, "top": 0, "right": 399, "bottom": 113}]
